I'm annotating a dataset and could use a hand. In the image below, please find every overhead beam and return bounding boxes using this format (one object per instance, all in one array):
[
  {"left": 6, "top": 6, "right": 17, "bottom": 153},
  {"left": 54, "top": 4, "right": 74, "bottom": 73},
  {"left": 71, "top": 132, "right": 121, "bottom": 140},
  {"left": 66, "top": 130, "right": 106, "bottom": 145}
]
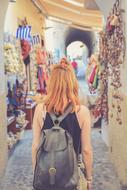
[
  {"left": 41, "top": 1, "right": 103, "bottom": 28},
  {"left": 42, "top": 0, "right": 102, "bottom": 17}
]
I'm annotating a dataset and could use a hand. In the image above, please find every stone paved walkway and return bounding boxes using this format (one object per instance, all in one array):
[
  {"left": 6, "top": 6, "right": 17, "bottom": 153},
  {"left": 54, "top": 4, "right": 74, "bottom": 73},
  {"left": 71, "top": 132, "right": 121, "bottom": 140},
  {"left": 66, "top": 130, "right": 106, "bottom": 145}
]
[{"left": 1, "top": 129, "right": 121, "bottom": 190}]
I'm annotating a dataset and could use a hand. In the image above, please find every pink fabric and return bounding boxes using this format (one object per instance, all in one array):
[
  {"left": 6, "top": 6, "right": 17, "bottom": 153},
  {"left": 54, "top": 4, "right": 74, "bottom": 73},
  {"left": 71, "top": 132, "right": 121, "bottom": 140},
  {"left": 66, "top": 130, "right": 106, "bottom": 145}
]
[
  {"left": 88, "top": 65, "right": 97, "bottom": 84},
  {"left": 71, "top": 61, "right": 78, "bottom": 69},
  {"left": 20, "top": 40, "right": 31, "bottom": 60}
]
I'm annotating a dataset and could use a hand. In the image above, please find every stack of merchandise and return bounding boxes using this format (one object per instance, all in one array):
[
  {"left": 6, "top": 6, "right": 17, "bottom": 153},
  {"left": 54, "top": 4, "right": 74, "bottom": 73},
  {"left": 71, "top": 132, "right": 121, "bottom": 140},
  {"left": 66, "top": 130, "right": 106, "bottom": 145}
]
[
  {"left": 86, "top": 54, "right": 100, "bottom": 94},
  {"left": 16, "top": 110, "right": 26, "bottom": 127},
  {"left": 7, "top": 131, "right": 20, "bottom": 149},
  {"left": 29, "top": 93, "right": 44, "bottom": 104},
  {"left": 4, "top": 42, "right": 24, "bottom": 75}
]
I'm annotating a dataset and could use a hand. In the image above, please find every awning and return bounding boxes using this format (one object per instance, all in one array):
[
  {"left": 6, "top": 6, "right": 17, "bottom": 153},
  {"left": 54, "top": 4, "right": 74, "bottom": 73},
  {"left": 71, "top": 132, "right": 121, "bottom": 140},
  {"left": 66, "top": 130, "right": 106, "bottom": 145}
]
[{"left": 31, "top": 0, "right": 103, "bottom": 31}]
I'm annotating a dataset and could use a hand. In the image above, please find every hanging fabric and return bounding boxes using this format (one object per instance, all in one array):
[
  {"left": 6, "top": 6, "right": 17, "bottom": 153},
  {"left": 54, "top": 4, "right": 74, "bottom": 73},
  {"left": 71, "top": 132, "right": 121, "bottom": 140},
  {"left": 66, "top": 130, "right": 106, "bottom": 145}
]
[
  {"left": 93, "top": 66, "right": 99, "bottom": 89},
  {"left": 36, "top": 49, "right": 47, "bottom": 65},
  {"left": 88, "top": 65, "right": 97, "bottom": 84},
  {"left": 37, "top": 66, "right": 47, "bottom": 94},
  {"left": 16, "top": 26, "right": 31, "bottom": 40}
]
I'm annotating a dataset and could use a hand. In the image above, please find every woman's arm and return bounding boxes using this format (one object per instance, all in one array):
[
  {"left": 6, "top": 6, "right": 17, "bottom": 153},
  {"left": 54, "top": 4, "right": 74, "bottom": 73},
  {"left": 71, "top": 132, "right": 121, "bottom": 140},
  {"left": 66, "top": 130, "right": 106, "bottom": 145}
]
[
  {"left": 32, "top": 104, "right": 44, "bottom": 171},
  {"left": 80, "top": 106, "right": 93, "bottom": 179}
]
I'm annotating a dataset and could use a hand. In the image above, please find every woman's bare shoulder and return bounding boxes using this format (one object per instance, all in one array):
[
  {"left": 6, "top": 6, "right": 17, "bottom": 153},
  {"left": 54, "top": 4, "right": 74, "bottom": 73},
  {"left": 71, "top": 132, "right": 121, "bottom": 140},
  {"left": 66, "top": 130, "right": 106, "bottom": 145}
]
[
  {"left": 76, "top": 105, "right": 90, "bottom": 128},
  {"left": 76, "top": 105, "right": 90, "bottom": 115},
  {"left": 34, "top": 103, "right": 46, "bottom": 117}
]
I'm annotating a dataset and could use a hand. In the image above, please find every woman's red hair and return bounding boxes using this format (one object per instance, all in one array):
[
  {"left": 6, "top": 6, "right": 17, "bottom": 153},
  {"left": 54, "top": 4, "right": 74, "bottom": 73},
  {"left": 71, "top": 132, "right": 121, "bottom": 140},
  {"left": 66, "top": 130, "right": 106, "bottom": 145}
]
[{"left": 44, "top": 61, "right": 80, "bottom": 114}]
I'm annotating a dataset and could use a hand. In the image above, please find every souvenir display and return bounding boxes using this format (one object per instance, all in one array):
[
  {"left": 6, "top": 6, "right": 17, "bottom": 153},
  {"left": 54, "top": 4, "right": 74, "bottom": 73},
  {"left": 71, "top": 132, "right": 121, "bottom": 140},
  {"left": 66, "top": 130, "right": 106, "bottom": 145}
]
[
  {"left": 30, "top": 46, "right": 51, "bottom": 94},
  {"left": 7, "top": 132, "right": 20, "bottom": 149},
  {"left": 30, "top": 47, "right": 38, "bottom": 92},
  {"left": 86, "top": 54, "right": 100, "bottom": 94},
  {"left": 16, "top": 110, "right": 26, "bottom": 126},
  {"left": 99, "top": 0, "right": 125, "bottom": 124},
  {"left": 4, "top": 42, "right": 24, "bottom": 75},
  {"left": 4, "top": 24, "right": 53, "bottom": 153}
]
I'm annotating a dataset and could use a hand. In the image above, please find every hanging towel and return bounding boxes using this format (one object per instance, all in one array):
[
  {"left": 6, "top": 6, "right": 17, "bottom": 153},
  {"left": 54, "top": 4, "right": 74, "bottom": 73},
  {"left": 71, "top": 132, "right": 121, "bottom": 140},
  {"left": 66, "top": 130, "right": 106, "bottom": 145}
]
[
  {"left": 93, "top": 66, "right": 99, "bottom": 89},
  {"left": 88, "top": 65, "right": 97, "bottom": 84}
]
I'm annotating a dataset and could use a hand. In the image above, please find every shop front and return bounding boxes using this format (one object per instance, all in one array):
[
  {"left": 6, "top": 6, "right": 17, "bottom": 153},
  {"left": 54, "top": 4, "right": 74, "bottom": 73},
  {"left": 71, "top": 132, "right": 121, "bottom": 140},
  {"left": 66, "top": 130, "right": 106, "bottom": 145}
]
[{"left": 0, "top": 0, "right": 54, "bottom": 185}]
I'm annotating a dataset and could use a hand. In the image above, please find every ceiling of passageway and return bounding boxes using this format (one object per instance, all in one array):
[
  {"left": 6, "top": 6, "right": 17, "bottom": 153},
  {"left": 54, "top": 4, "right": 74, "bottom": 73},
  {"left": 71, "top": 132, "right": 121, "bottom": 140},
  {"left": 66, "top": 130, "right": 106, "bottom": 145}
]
[
  {"left": 33, "top": 0, "right": 103, "bottom": 31},
  {"left": 65, "top": 28, "right": 95, "bottom": 56}
]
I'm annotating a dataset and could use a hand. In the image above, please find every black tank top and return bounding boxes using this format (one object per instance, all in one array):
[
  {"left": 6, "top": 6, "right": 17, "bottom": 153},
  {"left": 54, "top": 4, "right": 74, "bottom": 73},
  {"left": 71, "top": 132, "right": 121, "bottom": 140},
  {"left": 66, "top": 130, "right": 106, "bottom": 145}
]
[{"left": 43, "top": 112, "right": 81, "bottom": 155}]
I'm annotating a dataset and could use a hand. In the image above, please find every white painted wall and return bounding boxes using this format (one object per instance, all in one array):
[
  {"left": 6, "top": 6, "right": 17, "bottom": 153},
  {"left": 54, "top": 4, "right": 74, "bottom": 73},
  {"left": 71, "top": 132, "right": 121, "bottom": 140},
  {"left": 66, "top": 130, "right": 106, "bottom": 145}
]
[
  {"left": 95, "top": 0, "right": 116, "bottom": 19},
  {"left": 95, "top": 0, "right": 127, "bottom": 187},
  {"left": 0, "top": 0, "right": 9, "bottom": 187},
  {"left": 45, "top": 20, "right": 68, "bottom": 62}
]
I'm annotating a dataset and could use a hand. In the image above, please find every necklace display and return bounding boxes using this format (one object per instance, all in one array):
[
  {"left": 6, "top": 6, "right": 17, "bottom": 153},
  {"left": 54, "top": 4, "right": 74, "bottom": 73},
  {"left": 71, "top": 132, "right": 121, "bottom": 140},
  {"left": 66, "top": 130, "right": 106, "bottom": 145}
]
[{"left": 99, "top": 0, "right": 125, "bottom": 124}]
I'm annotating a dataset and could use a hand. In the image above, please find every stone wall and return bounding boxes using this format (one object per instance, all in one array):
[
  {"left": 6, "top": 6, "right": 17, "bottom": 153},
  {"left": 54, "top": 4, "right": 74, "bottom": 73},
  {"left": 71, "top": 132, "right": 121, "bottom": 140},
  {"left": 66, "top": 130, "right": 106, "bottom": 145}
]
[
  {"left": 0, "top": 0, "right": 8, "bottom": 187},
  {"left": 0, "top": 95, "right": 8, "bottom": 186}
]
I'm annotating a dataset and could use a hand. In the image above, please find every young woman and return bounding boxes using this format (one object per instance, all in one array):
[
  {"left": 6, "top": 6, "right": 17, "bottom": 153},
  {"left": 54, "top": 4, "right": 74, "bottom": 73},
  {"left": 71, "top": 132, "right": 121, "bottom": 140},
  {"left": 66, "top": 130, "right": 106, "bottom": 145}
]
[{"left": 32, "top": 60, "right": 93, "bottom": 190}]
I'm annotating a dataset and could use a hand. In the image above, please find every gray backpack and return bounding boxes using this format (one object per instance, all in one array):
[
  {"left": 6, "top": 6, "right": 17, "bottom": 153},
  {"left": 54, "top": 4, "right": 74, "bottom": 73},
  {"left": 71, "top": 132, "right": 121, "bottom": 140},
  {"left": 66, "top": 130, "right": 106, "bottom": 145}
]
[{"left": 33, "top": 105, "right": 79, "bottom": 190}]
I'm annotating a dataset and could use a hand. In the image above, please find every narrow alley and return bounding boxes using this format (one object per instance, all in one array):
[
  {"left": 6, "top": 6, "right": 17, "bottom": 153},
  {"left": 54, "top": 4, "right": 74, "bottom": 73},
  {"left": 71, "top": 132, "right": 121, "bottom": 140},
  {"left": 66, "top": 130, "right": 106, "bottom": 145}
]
[
  {"left": 0, "top": 1, "right": 127, "bottom": 190},
  {"left": 2, "top": 129, "right": 121, "bottom": 190}
]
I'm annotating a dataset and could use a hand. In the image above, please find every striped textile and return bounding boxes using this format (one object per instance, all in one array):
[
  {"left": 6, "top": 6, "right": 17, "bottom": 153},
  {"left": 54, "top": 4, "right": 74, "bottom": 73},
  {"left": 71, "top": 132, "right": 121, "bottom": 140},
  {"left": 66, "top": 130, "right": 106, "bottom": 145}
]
[
  {"left": 16, "top": 26, "right": 31, "bottom": 40},
  {"left": 31, "top": 34, "right": 40, "bottom": 45}
]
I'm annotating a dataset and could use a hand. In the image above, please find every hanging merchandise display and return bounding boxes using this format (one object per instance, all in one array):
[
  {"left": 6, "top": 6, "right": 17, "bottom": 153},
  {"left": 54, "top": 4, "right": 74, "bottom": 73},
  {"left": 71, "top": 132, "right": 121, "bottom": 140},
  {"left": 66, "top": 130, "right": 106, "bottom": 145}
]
[
  {"left": 4, "top": 23, "right": 32, "bottom": 152},
  {"left": 20, "top": 39, "right": 31, "bottom": 89},
  {"left": 36, "top": 48, "right": 47, "bottom": 65},
  {"left": 30, "top": 46, "right": 52, "bottom": 95},
  {"left": 4, "top": 41, "right": 24, "bottom": 75},
  {"left": 16, "top": 17, "right": 32, "bottom": 90},
  {"left": 86, "top": 54, "right": 100, "bottom": 94},
  {"left": 35, "top": 46, "right": 52, "bottom": 95},
  {"left": 4, "top": 34, "right": 26, "bottom": 116},
  {"left": 16, "top": 25, "right": 31, "bottom": 40},
  {"left": 30, "top": 47, "right": 38, "bottom": 93},
  {"left": 86, "top": 54, "right": 102, "bottom": 127},
  {"left": 99, "top": 0, "right": 125, "bottom": 124},
  {"left": 4, "top": 16, "right": 53, "bottom": 152},
  {"left": 16, "top": 17, "right": 31, "bottom": 41},
  {"left": 98, "top": 29, "right": 109, "bottom": 122},
  {"left": 31, "top": 34, "right": 41, "bottom": 46},
  {"left": 37, "top": 64, "right": 49, "bottom": 94}
]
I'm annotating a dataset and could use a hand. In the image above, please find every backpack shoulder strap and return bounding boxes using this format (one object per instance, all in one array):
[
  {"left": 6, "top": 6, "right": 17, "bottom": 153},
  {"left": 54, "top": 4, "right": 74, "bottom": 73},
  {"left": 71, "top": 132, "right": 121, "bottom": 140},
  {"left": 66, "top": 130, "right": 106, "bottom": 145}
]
[
  {"left": 49, "top": 104, "right": 73, "bottom": 125},
  {"left": 59, "top": 104, "right": 73, "bottom": 122}
]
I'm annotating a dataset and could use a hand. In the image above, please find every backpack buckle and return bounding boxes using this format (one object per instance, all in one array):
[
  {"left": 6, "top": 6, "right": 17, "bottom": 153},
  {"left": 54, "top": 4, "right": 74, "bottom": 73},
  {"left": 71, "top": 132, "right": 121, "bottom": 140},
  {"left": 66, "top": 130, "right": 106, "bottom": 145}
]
[
  {"left": 49, "top": 168, "right": 56, "bottom": 185},
  {"left": 49, "top": 167, "right": 56, "bottom": 174},
  {"left": 54, "top": 119, "right": 60, "bottom": 125}
]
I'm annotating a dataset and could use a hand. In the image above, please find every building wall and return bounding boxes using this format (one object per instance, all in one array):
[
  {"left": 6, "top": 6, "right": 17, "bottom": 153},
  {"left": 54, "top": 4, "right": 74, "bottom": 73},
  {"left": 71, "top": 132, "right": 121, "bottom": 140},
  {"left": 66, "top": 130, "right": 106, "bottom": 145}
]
[
  {"left": 96, "top": 0, "right": 127, "bottom": 188},
  {"left": 108, "top": 1, "right": 127, "bottom": 188},
  {"left": 0, "top": 0, "right": 9, "bottom": 188},
  {"left": 95, "top": 0, "right": 116, "bottom": 19},
  {"left": 4, "top": 0, "right": 45, "bottom": 36},
  {"left": 45, "top": 20, "right": 67, "bottom": 61}
]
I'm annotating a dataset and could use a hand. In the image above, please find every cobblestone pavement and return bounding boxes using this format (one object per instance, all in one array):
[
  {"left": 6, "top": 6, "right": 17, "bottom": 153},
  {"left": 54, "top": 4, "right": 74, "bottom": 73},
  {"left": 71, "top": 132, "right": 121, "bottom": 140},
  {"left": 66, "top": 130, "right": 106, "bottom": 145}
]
[
  {"left": 1, "top": 129, "right": 121, "bottom": 190},
  {"left": 1, "top": 79, "right": 121, "bottom": 190}
]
